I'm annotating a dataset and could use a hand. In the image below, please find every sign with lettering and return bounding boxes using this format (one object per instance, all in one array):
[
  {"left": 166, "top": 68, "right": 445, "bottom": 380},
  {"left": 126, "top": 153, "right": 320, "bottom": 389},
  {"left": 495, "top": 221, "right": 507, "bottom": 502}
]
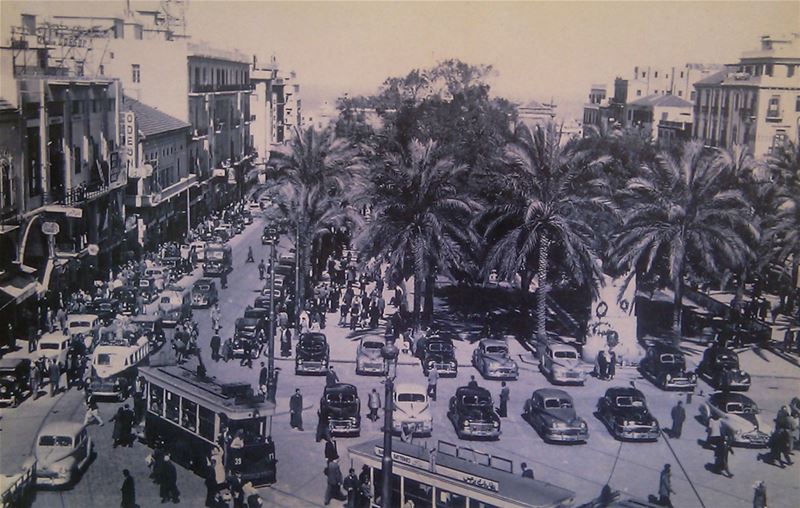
[
  {"left": 124, "top": 111, "right": 138, "bottom": 172},
  {"left": 41, "top": 222, "right": 60, "bottom": 236}
]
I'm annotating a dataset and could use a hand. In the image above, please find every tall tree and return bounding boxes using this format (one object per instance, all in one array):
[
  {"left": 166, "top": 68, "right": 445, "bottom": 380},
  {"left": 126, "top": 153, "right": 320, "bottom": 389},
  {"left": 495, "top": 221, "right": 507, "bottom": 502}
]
[
  {"left": 480, "top": 123, "right": 612, "bottom": 341},
  {"left": 764, "top": 142, "right": 800, "bottom": 289},
  {"left": 355, "top": 140, "right": 477, "bottom": 325},
  {"left": 610, "top": 141, "right": 757, "bottom": 338},
  {"left": 267, "top": 127, "right": 364, "bottom": 320}
]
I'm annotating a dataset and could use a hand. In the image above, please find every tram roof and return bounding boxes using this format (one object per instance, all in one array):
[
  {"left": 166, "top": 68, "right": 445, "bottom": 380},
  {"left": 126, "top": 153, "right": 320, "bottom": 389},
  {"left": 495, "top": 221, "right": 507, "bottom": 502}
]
[{"left": 139, "top": 365, "right": 276, "bottom": 416}]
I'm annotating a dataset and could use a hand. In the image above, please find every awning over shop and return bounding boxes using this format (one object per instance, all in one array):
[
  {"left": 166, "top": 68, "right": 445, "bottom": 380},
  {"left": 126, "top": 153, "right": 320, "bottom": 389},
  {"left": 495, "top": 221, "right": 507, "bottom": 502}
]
[{"left": 0, "top": 271, "right": 39, "bottom": 304}]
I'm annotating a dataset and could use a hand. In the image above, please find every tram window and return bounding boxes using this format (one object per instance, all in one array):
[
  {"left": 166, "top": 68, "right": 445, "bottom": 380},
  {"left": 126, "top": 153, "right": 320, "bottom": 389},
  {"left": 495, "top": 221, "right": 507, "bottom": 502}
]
[
  {"left": 199, "top": 406, "right": 215, "bottom": 442},
  {"left": 149, "top": 385, "right": 164, "bottom": 415},
  {"left": 165, "top": 390, "right": 180, "bottom": 423},
  {"left": 182, "top": 399, "right": 198, "bottom": 432},
  {"left": 404, "top": 477, "right": 433, "bottom": 508},
  {"left": 435, "top": 488, "right": 466, "bottom": 508},
  {"left": 373, "top": 471, "right": 401, "bottom": 506}
]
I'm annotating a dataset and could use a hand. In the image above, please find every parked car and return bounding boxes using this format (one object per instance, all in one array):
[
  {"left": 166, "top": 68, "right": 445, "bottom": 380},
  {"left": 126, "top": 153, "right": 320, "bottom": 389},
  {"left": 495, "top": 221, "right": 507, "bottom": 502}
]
[
  {"left": 37, "top": 331, "right": 72, "bottom": 367},
  {"left": 696, "top": 346, "right": 751, "bottom": 391},
  {"left": 539, "top": 343, "right": 587, "bottom": 385},
  {"left": 699, "top": 392, "right": 771, "bottom": 447},
  {"left": 112, "top": 286, "right": 139, "bottom": 316},
  {"left": 321, "top": 383, "right": 361, "bottom": 437},
  {"left": 418, "top": 336, "right": 458, "bottom": 377},
  {"left": 34, "top": 421, "right": 94, "bottom": 487},
  {"left": 523, "top": 388, "right": 589, "bottom": 443},
  {"left": 355, "top": 338, "right": 388, "bottom": 376},
  {"left": 472, "top": 339, "right": 519, "bottom": 380},
  {"left": 0, "top": 358, "right": 32, "bottom": 407},
  {"left": 392, "top": 384, "right": 433, "bottom": 436},
  {"left": 144, "top": 266, "right": 168, "bottom": 291},
  {"left": 136, "top": 277, "right": 158, "bottom": 303},
  {"left": 86, "top": 299, "right": 118, "bottom": 326},
  {"left": 639, "top": 343, "right": 697, "bottom": 390},
  {"left": 189, "top": 241, "right": 207, "bottom": 263},
  {"left": 234, "top": 307, "right": 269, "bottom": 351},
  {"left": 447, "top": 386, "right": 501, "bottom": 440},
  {"left": 191, "top": 278, "right": 218, "bottom": 308},
  {"left": 596, "top": 387, "right": 659, "bottom": 441},
  {"left": 295, "top": 333, "right": 330, "bottom": 375},
  {"left": 241, "top": 210, "right": 253, "bottom": 224},
  {"left": 262, "top": 226, "right": 279, "bottom": 245},
  {"left": 66, "top": 314, "right": 100, "bottom": 350},
  {"left": 129, "top": 315, "right": 166, "bottom": 350}
]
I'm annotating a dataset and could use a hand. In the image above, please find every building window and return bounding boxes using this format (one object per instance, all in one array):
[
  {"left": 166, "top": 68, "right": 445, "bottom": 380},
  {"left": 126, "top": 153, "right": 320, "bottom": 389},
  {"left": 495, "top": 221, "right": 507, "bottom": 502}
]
[
  {"left": 74, "top": 145, "right": 82, "bottom": 174},
  {"left": 690, "top": 91, "right": 696, "bottom": 102},
  {"left": 642, "top": 72, "right": 646, "bottom": 78},
  {"left": 680, "top": 71, "right": 684, "bottom": 78},
  {"left": 654, "top": 71, "right": 658, "bottom": 78},
  {"left": 765, "top": 64, "right": 773, "bottom": 77},
  {"left": 99, "top": 64, "right": 104, "bottom": 76},
  {"left": 788, "top": 65, "right": 795, "bottom": 78},
  {"left": 767, "top": 95, "right": 780, "bottom": 118},
  {"left": 132, "top": 64, "right": 141, "bottom": 83},
  {"left": 636, "top": 90, "right": 642, "bottom": 97},
  {"left": 194, "top": 67, "right": 200, "bottom": 87},
  {"left": 678, "top": 90, "right": 683, "bottom": 97},
  {"left": 796, "top": 95, "right": 800, "bottom": 112}
]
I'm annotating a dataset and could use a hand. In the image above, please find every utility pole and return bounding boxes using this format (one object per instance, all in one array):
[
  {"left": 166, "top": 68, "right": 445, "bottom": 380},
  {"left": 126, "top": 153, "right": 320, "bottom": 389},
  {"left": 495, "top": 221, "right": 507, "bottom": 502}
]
[
  {"left": 380, "top": 341, "right": 399, "bottom": 508},
  {"left": 267, "top": 234, "right": 276, "bottom": 401},
  {"left": 294, "top": 224, "right": 300, "bottom": 328}
]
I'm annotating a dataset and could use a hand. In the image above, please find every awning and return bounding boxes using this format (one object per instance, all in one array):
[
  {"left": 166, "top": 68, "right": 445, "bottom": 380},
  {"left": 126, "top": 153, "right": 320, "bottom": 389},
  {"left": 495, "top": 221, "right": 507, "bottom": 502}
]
[
  {"left": 0, "top": 224, "right": 20, "bottom": 235},
  {"left": 0, "top": 272, "right": 39, "bottom": 304}
]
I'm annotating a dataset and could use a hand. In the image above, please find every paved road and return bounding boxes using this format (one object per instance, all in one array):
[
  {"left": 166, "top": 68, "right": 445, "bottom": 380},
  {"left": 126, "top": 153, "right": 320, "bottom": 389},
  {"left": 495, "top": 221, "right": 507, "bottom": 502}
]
[{"left": 3, "top": 213, "right": 798, "bottom": 507}]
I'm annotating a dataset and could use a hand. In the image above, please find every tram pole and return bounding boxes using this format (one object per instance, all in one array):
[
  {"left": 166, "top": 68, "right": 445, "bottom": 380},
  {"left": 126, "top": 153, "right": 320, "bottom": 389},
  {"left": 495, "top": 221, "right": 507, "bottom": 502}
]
[
  {"left": 267, "top": 237, "right": 276, "bottom": 402},
  {"left": 380, "top": 341, "right": 399, "bottom": 508}
]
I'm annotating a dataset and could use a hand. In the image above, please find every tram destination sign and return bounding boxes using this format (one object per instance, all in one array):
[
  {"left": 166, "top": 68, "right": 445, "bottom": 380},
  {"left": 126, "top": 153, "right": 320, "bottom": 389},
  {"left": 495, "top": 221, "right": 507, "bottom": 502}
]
[{"left": 374, "top": 445, "right": 500, "bottom": 493}]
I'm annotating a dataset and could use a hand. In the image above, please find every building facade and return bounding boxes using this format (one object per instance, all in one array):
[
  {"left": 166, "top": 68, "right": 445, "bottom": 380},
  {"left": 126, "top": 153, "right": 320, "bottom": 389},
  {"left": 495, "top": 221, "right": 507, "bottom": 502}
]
[
  {"left": 624, "top": 94, "right": 694, "bottom": 141},
  {"left": 518, "top": 100, "right": 557, "bottom": 130},
  {"left": 271, "top": 71, "right": 302, "bottom": 143},
  {"left": 693, "top": 34, "right": 800, "bottom": 156}
]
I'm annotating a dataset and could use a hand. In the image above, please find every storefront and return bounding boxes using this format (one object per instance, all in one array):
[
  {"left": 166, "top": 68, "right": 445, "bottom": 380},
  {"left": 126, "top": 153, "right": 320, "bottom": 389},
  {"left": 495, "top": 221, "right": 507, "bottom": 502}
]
[{"left": 348, "top": 438, "right": 574, "bottom": 508}]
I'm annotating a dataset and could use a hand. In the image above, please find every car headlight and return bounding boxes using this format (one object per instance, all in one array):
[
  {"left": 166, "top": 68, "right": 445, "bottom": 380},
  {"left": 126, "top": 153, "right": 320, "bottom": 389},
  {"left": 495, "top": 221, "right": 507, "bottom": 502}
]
[
  {"left": 666, "top": 373, "right": 672, "bottom": 382},
  {"left": 580, "top": 421, "right": 588, "bottom": 429},
  {"left": 297, "top": 359, "right": 304, "bottom": 365},
  {"left": 493, "top": 420, "right": 500, "bottom": 428},
  {"left": 688, "top": 372, "right": 697, "bottom": 381},
  {"left": 463, "top": 420, "right": 471, "bottom": 428},
  {"left": 552, "top": 421, "right": 568, "bottom": 429}
]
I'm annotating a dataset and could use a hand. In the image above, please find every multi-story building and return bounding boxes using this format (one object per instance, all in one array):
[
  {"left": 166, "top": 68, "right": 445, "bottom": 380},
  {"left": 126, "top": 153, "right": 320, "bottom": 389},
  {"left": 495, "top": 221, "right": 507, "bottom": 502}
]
[
  {"left": 624, "top": 94, "right": 694, "bottom": 142},
  {"left": 121, "top": 96, "right": 195, "bottom": 251},
  {"left": 693, "top": 34, "right": 800, "bottom": 156},
  {"left": 518, "top": 100, "right": 557, "bottom": 130},
  {"left": 271, "top": 71, "right": 302, "bottom": 143},
  {"left": 250, "top": 56, "right": 278, "bottom": 167}
]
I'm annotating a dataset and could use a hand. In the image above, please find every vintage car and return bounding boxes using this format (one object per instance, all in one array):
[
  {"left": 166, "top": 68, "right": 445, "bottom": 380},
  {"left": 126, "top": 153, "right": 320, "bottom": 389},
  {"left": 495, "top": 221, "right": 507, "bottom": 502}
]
[
  {"left": 86, "top": 299, "right": 118, "bottom": 326},
  {"left": 233, "top": 308, "right": 268, "bottom": 358},
  {"left": 34, "top": 421, "right": 94, "bottom": 487},
  {"left": 539, "top": 343, "right": 587, "bottom": 385},
  {"left": 523, "top": 388, "right": 589, "bottom": 443},
  {"left": 188, "top": 241, "right": 207, "bottom": 263},
  {"left": 203, "top": 243, "right": 233, "bottom": 277},
  {"left": 447, "top": 386, "right": 501, "bottom": 440},
  {"left": 295, "top": 333, "right": 330, "bottom": 375},
  {"left": 0, "top": 358, "right": 32, "bottom": 407},
  {"left": 392, "top": 384, "right": 433, "bottom": 436},
  {"left": 157, "top": 286, "right": 192, "bottom": 326},
  {"left": 418, "top": 336, "right": 458, "bottom": 377},
  {"left": 321, "top": 383, "right": 361, "bottom": 437},
  {"left": 66, "top": 314, "right": 100, "bottom": 350},
  {"left": 253, "top": 293, "right": 280, "bottom": 311},
  {"left": 472, "top": 339, "right": 519, "bottom": 380},
  {"left": 241, "top": 209, "right": 253, "bottom": 225},
  {"left": 191, "top": 278, "right": 219, "bottom": 308},
  {"left": 112, "top": 286, "right": 139, "bottom": 316},
  {"left": 136, "top": 277, "right": 158, "bottom": 303},
  {"left": 263, "top": 274, "right": 287, "bottom": 297},
  {"left": 696, "top": 346, "right": 751, "bottom": 391},
  {"left": 89, "top": 334, "right": 149, "bottom": 400},
  {"left": 144, "top": 266, "right": 168, "bottom": 291},
  {"left": 699, "top": 392, "right": 771, "bottom": 447},
  {"left": 129, "top": 315, "right": 166, "bottom": 350},
  {"left": 597, "top": 387, "right": 660, "bottom": 441},
  {"left": 274, "top": 264, "right": 295, "bottom": 283},
  {"left": 639, "top": 343, "right": 697, "bottom": 390},
  {"left": 355, "top": 338, "right": 388, "bottom": 376},
  {"left": 37, "top": 332, "right": 72, "bottom": 367},
  {"left": 261, "top": 226, "right": 279, "bottom": 245}
]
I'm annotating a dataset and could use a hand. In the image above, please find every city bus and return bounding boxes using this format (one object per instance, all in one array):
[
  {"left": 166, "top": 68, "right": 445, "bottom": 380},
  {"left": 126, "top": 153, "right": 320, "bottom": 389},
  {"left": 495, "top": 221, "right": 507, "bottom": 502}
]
[
  {"left": 89, "top": 332, "right": 150, "bottom": 400},
  {"left": 138, "top": 365, "right": 277, "bottom": 485}
]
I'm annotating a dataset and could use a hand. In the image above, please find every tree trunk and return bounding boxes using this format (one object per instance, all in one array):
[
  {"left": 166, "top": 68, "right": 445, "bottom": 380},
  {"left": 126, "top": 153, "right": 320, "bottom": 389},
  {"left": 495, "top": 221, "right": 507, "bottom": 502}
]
[
  {"left": 536, "top": 234, "right": 551, "bottom": 341},
  {"left": 672, "top": 259, "right": 685, "bottom": 346},
  {"left": 296, "top": 225, "right": 312, "bottom": 326},
  {"left": 423, "top": 272, "right": 436, "bottom": 325},
  {"left": 412, "top": 272, "right": 422, "bottom": 330}
]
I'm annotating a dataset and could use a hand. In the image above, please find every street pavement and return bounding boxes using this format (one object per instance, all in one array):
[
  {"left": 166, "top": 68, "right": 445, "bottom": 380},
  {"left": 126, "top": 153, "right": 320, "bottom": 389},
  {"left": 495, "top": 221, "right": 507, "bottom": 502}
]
[{"left": 2, "top": 214, "right": 799, "bottom": 507}]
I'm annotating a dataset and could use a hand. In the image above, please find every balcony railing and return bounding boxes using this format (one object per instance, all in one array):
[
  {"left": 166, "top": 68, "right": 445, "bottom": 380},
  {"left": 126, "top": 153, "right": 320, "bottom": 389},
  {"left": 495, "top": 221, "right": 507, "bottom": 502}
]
[
  {"left": 59, "top": 180, "right": 109, "bottom": 206},
  {"left": 190, "top": 83, "right": 254, "bottom": 94}
]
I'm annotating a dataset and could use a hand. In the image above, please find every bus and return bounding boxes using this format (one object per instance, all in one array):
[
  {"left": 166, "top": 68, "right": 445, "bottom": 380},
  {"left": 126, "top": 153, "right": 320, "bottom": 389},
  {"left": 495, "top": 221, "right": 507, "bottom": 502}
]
[
  {"left": 138, "top": 366, "right": 277, "bottom": 485},
  {"left": 89, "top": 332, "right": 150, "bottom": 400}
]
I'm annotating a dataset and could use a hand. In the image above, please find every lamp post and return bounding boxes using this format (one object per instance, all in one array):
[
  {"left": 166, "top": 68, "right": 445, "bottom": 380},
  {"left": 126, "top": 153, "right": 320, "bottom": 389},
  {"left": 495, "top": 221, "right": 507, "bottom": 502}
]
[
  {"left": 267, "top": 232, "right": 276, "bottom": 401},
  {"left": 380, "top": 340, "right": 399, "bottom": 508}
]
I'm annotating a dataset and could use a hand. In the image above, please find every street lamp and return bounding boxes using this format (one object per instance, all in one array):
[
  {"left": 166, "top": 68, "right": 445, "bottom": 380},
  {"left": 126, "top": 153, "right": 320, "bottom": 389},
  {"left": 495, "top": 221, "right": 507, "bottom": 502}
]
[
  {"left": 380, "top": 340, "right": 399, "bottom": 508},
  {"left": 266, "top": 230, "right": 278, "bottom": 402}
]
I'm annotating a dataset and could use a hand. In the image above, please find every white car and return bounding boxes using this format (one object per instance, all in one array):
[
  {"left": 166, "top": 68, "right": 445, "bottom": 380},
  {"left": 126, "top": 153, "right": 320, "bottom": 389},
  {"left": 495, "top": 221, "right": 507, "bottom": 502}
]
[
  {"left": 699, "top": 392, "right": 771, "bottom": 447},
  {"left": 539, "top": 343, "right": 587, "bottom": 385},
  {"left": 35, "top": 421, "right": 94, "bottom": 487},
  {"left": 36, "top": 332, "right": 71, "bottom": 367},
  {"left": 392, "top": 384, "right": 433, "bottom": 436},
  {"left": 66, "top": 314, "right": 100, "bottom": 350}
]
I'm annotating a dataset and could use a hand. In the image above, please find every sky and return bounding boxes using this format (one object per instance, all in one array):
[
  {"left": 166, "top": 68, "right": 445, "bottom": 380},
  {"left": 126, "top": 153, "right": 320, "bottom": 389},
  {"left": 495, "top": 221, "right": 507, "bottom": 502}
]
[{"left": 2, "top": 0, "right": 798, "bottom": 118}]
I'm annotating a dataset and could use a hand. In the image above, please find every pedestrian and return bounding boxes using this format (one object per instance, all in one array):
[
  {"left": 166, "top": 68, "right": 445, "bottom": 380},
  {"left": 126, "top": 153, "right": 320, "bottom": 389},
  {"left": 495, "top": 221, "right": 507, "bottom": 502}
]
[
  {"left": 133, "top": 390, "right": 145, "bottom": 425},
  {"left": 290, "top": 388, "right": 304, "bottom": 431},
  {"left": 259, "top": 362, "right": 268, "bottom": 391},
  {"left": 121, "top": 469, "right": 136, "bottom": 508},
  {"left": 707, "top": 415, "right": 722, "bottom": 449},
  {"left": 111, "top": 405, "right": 126, "bottom": 447},
  {"left": 367, "top": 388, "right": 381, "bottom": 422},
  {"left": 280, "top": 327, "right": 292, "bottom": 357},
  {"left": 258, "top": 259, "right": 266, "bottom": 280},
  {"left": 220, "top": 270, "right": 228, "bottom": 290},
  {"left": 240, "top": 341, "right": 253, "bottom": 368},
  {"left": 121, "top": 404, "right": 135, "bottom": 447},
  {"left": 48, "top": 359, "right": 61, "bottom": 397},
  {"left": 784, "top": 329, "right": 795, "bottom": 351},
  {"left": 467, "top": 375, "right": 478, "bottom": 389},
  {"left": 608, "top": 349, "right": 617, "bottom": 380},
  {"left": 243, "top": 480, "right": 261, "bottom": 508},
  {"left": 229, "top": 470, "right": 245, "bottom": 508},
  {"left": 324, "top": 459, "right": 345, "bottom": 505},
  {"left": 763, "top": 428, "right": 794, "bottom": 467},
  {"left": 316, "top": 407, "right": 331, "bottom": 443},
  {"left": 210, "top": 333, "right": 221, "bottom": 362},
  {"left": 84, "top": 391, "right": 104, "bottom": 426},
  {"left": 56, "top": 306, "right": 67, "bottom": 334},
  {"left": 715, "top": 436, "right": 734, "bottom": 478},
  {"left": 343, "top": 468, "right": 359, "bottom": 508},
  {"left": 596, "top": 350, "right": 608, "bottom": 380},
  {"left": 211, "top": 304, "right": 221, "bottom": 331},
  {"left": 158, "top": 454, "right": 180, "bottom": 503},
  {"left": 221, "top": 337, "right": 233, "bottom": 362},
  {"left": 325, "top": 435, "right": 340, "bottom": 462},
  {"left": 658, "top": 464, "right": 674, "bottom": 507},
  {"left": 326, "top": 366, "right": 339, "bottom": 387},
  {"left": 377, "top": 295, "right": 386, "bottom": 320},
  {"left": 247, "top": 246, "right": 255, "bottom": 263},
  {"left": 427, "top": 367, "right": 438, "bottom": 401},
  {"left": 753, "top": 480, "right": 767, "bottom": 508},
  {"left": 350, "top": 300, "right": 360, "bottom": 331},
  {"left": 499, "top": 381, "right": 510, "bottom": 418},
  {"left": 670, "top": 400, "right": 686, "bottom": 438},
  {"left": 520, "top": 462, "right": 534, "bottom": 479}
]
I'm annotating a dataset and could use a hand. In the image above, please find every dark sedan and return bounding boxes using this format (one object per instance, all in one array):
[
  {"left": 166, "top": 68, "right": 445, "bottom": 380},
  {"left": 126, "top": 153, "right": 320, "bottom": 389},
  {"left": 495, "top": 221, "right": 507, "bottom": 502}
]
[
  {"left": 447, "top": 386, "right": 501, "bottom": 440},
  {"left": 639, "top": 343, "right": 697, "bottom": 390},
  {"left": 524, "top": 388, "right": 589, "bottom": 443},
  {"left": 596, "top": 387, "right": 659, "bottom": 441}
]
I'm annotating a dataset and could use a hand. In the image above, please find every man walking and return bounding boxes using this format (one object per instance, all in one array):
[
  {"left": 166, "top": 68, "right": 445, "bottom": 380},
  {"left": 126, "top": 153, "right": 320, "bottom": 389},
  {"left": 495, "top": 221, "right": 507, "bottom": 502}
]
[
  {"left": 521, "top": 462, "right": 534, "bottom": 479},
  {"left": 670, "top": 400, "right": 686, "bottom": 438},
  {"left": 84, "top": 391, "right": 104, "bottom": 426},
  {"left": 290, "top": 388, "right": 304, "bottom": 431},
  {"left": 658, "top": 464, "right": 674, "bottom": 507},
  {"left": 258, "top": 259, "right": 266, "bottom": 280},
  {"left": 325, "top": 436, "right": 339, "bottom": 462},
  {"left": 753, "top": 480, "right": 767, "bottom": 508},
  {"left": 499, "top": 381, "right": 510, "bottom": 417},
  {"left": 159, "top": 454, "right": 180, "bottom": 503},
  {"left": 121, "top": 469, "right": 136, "bottom": 508},
  {"left": 48, "top": 359, "right": 61, "bottom": 397},
  {"left": 367, "top": 388, "right": 381, "bottom": 422},
  {"left": 326, "top": 366, "right": 339, "bottom": 387},
  {"left": 343, "top": 468, "right": 359, "bottom": 508},
  {"left": 259, "top": 362, "right": 269, "bottom": 392},
  {"left": 715, "top": 436, "right": 734, "bottom": 478},
  {"left": 210, "top": 333, "right": 221, "bottom": 362},
  {"left": 324, "top": 459, "right": 345, "bottom": 505},
  {"left": 427, "top": 368, "right": 438, "bottom": 401}
]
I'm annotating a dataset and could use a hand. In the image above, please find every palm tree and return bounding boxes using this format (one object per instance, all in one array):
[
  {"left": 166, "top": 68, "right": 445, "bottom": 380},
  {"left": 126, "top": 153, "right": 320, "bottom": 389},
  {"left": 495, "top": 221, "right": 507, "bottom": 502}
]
[
  {"left": 355, "top": 139, "right": 477, "bottom": 325},
  {"left": 764, "top": 142, "right": 800, "bottom": 293},
  {"left": 267, "top": 126, "right": 364, "bottom": 319},
  {"left": 480, "top": 122, "right": 612, "bottom": 341},
  {"left": 609, "top": 141, "right": 757, "bottom": 337}
]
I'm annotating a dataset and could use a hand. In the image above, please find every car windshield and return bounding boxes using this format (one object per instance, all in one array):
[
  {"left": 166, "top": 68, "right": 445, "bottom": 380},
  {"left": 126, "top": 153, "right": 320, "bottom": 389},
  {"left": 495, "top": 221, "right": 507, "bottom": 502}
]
[
  {"left": 39, "top": 343, "right": 60, "bottom": 350},
  {"left": 70, "top": 321, "right": 91, "bottom": 328},
  {"left": 39, "top": 435, "right": 73, "bottom": 447},
  {"left": 554, "top": 350, "right": 577, "bottom": 359},
  {"left": 486, "top": 346, "right": 507, "bottom": 354},
  {"left": 398, "top": 393, "right": 426, "bottom": 403},
  {"left": 301, "top": 339, "right": 325, "bottom": 351},
  {"left": 139, "top": 280, "right": 151, "bottom": 287},
  {"left": 326, "top": 392, "right": 355, "bottom": 404},
  {"left": 725, "top": 402, "right": 756, "bottom": 414},
  {"left": 717, "top": 354, "right": 739, "bottom": 367},
  {"left": 429, "top": 343, "right": 452, "bottom": 353},
  {"left": 615, "top": 396, "right": 645, "bottom": 408},
  {"left": 95, "top": 353, "right": 113, "bottom": 365},
  {"left": 544, "top": 398, "right": 573, "bottom": 409},
  {"left": 207, "top": 251, "right": 225, "bottom": 260},
  {"left": 660, "top": 354, "right": 677, "bottom": 363},
  {"left": 195, "top": 284, "right": 211, "bottom": 291},
  {"left": 463, "top": 395, "right": 491, "bottom": 406},
  {"left": 363, "top": 342, "right": 383, "bottom": 350},
  {"left": 160, "top": 297, "right": 171, "bottom": 304}
]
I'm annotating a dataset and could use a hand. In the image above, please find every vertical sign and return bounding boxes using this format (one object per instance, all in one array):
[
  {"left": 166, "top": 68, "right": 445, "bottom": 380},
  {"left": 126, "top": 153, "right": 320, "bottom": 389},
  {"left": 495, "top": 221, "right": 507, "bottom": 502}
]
[{"left": 124, "top": 111, "right": 138, "bottom": 177}]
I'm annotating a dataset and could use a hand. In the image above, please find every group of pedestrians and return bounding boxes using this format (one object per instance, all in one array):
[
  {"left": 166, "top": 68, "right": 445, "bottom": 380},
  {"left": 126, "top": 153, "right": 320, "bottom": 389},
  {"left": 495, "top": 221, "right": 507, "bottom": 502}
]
[
  {"left": 594, "top": 348, "right": 617, "bottom": 380},
  {"left": 324, "top": 460, "right": 371, "bottom": 508}
]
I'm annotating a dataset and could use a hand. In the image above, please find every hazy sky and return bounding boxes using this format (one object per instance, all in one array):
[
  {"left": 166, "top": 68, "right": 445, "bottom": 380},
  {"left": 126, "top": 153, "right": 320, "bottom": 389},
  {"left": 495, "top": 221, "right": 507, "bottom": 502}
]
[{"left": 3, "top": 1, "right": 798, "bottom": 118}]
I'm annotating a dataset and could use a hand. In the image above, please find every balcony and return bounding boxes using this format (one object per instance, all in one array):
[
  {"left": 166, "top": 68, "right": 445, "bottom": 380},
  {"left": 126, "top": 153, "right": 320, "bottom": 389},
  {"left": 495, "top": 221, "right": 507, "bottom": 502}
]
[
  {"left": 58, "top": 180, "right": 112, "bottom": 206},
  {"left": 190, "top": 83, "right": 255, "bottom": 94}
]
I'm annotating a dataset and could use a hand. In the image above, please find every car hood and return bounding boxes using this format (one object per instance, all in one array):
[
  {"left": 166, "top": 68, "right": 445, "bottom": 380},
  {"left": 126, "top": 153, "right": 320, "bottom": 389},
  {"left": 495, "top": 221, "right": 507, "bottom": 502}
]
[
  {"left": 553, "top": 357, "right": 582, "bottom": 369},
  {"left": 427, "top": 353, "right": 455, "bottom": 363},
  {"left": 395, "top": 401, "right": 430, "bottom": 418},
  {"left": 485, "top": 354, "right": 516, "bottom": 366},
  {"left": 359, "top": 348, "right": 382, "bottom": 360},
  {"left": 614, "top": 407, "right": 653, "bottom": 422},
  {"left": 542, "top": 407, "right": 579, "bottom": 423},
  {"left": 326, "top": 403, "right": 359, "bottom": 418},
  {"left": 36, "top": 447, "right": 75, "bottom": 468},
  {"left": 724, "top": 411, "right": 761, "bottom": 430},
  {"left": 298, "top": 348, "right": 327, "bottom": 360}
]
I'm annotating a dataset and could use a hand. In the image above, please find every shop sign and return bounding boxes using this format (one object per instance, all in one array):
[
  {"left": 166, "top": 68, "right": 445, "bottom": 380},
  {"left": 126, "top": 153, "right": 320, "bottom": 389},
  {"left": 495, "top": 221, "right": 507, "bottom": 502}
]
[
  {"left": 87, "top": 244, "right": 99, "bottom": 256},
  {"left": 124, "top": 111, "right": 138, "bottom": 169},
  {"left": 65, "top": 207, "right": 83, "bottom": 218},
  {"left": 41, "top": 221, "right": 60, "bottom": 236}
]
